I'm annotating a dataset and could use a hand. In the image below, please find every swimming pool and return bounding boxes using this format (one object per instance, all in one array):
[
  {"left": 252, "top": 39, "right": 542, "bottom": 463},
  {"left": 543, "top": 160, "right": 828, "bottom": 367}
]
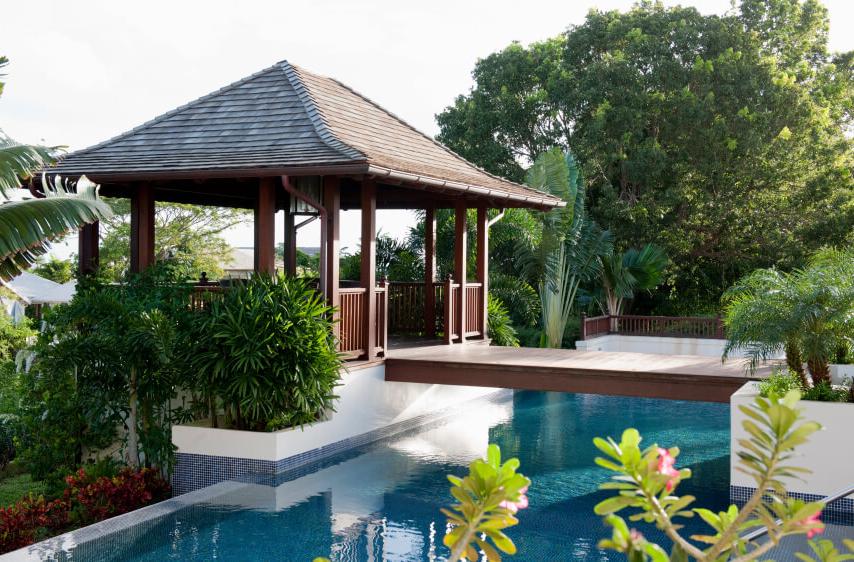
[{"left": 21, "top": 391, "right": 848, "bottom": 561}]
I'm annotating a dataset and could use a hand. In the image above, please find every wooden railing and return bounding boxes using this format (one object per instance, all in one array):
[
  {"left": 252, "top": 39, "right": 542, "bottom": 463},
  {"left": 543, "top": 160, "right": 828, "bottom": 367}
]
[
  {"left": 464, "top": 283, "right": 484, "bottom": 337},
  {"left": 581, "top": 314, "right": 725, "bottom": 340},
  {"left": 189, "top": 285, "right": 225, "bottom": 311},
  {"left": 338, "top": 286, "right": 389, "bottom": 359},
  {"left": 339, "top": 288, "right": 366, "bottom": 356}
]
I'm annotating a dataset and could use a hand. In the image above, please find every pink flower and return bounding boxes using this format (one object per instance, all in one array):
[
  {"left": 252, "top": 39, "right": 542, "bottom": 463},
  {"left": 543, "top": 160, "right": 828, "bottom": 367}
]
[
  {"left": 629, "top": 529, "right": 644, "bottom": 543},
  {"left": 800, "top": 512, "right": 824, "bottom": 539},
  {"left": 656, "top": 448, "right": 680, "bottom": 492},
  {"left": 499, "top": 486, "right": 529, "bottom": 514}
]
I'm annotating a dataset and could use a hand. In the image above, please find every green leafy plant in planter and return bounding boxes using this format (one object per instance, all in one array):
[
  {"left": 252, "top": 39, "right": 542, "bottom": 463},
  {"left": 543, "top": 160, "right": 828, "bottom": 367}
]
[
  {"left": 188, "top": 274, "right": 341, "bottom": 431},
  {"left": 593, "top": 391, "right": 854, "bottom": 562}
]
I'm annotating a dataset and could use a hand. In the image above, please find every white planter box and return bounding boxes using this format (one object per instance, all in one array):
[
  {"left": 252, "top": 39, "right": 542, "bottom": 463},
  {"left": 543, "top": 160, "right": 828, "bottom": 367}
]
[
  {"left": 829, "top": 364, "right": 854, "bottom": 385},
  {"left": 172, "top": 364, "right": 502, "bottom": 462},
  {"left": 731, "top": 382, "right": 854, "bottom": 497}
]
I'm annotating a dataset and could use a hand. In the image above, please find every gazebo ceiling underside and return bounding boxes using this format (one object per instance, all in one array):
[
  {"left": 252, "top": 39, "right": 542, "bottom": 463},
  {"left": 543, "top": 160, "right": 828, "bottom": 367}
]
[{"left": 49, "top": 60, "right": 562, "bottom": 211}]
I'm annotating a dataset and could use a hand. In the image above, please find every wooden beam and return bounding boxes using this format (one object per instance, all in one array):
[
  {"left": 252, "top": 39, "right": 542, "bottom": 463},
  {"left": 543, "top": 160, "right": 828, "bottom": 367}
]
[
  {"left": 254, "top": 177, "right": 276, "bottom": 274},
  {"left": 283, "top": 209, "right": 296, "bottom": 276},
  {"left": 130, "top": 183, "right": 155, "bottom": 273},
  {"left": 324, "top": 176, "right": 341, "bottom": 336},
  {"left": 78, "top": 221, "right": 99, "bottom": 275},
  {"left": 361, "top": 179, "right": 377, "bottom": 359},
  {"left": 454, "top": 201, "right": 467, "bottom": 343},
  {"left": 476, "top": 206, "right": 488, "bottom": 339},
  {"left": 424, "top": 205, "right": 437, "bottom": 338}
]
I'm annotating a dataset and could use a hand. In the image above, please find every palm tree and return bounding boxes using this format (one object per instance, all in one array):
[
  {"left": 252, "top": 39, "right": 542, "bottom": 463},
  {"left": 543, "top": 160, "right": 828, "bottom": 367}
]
[
  {"left": 598, "top": 244, "right": 668, "bottom": 316},
  {"left": 0, "top": 56, "right": 112, "bottom": 281},
  {"left": 722, "top": 247, "right": 854, "bottom": 385}
]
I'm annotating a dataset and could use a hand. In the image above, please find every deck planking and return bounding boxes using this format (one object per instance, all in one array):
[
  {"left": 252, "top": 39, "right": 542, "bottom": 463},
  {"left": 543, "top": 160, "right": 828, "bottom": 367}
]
[{"left": 384, "top": 345, "right": 774, "bottom": 403}]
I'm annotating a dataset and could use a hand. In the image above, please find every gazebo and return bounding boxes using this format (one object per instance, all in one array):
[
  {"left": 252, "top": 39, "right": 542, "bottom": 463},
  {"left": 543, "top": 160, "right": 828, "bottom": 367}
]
[{"left": 45, "top": 60, "right": 562, "bottom": 360}]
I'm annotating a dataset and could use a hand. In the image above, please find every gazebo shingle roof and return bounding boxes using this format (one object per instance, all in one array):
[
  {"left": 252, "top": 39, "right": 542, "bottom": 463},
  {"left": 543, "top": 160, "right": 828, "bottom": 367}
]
[{"left": 50, "top": 61, "right": 561, "bottom": 207}]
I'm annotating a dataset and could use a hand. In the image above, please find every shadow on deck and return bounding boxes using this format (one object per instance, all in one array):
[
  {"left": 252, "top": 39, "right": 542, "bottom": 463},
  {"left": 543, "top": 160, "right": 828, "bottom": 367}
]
[{"left": 384, "top": 345, "right": 774, "bottom": 403}]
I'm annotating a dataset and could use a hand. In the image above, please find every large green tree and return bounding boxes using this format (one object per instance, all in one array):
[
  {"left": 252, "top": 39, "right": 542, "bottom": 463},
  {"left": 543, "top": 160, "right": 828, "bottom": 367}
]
[
  {"left": 437, "top": 0, "right": 854, "bottom": 313},
  {"left": 97, "top": 200, "right": 247, "bottom": 282}
]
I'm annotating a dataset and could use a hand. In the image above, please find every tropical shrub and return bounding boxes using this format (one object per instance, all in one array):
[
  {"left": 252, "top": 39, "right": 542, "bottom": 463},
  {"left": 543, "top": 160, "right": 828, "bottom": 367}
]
[
  {"left": 62, "top": 466, "right": 170, "bottom": 526},
  {"left": 19, "top": 267, "right": 195, "bottom": 477},
  {"left": 723, "top": 247, "right": 854, "bottom": 385},
  {"left": 520, "top": 148, "right": 611, "bottom": 348},
  {"left": 592, "top": 391, "right": 854, "bottom": 562},
  {"left": 0, "top": 466, "right": 169, "bottom": 554},
  {"left": 759, "top": 369, "right": 852, "bottom": 403},
  {"left": 487, "top": 294, "right": 519, "bottom": 347},
  {"left": 0, "top": 414, "right": 19, "bottom": 470},
  {"left": 188, "top": 274, "right": 341, "bottom": 431}
]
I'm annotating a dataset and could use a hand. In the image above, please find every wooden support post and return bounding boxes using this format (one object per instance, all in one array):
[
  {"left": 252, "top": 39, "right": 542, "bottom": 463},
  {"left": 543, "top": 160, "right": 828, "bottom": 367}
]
[
  {"left": 361, "top": 179, "right": 377, "bottom": 359},
  {"left": 424, "top": 205, "right": 436, "bottom": 338},
  {"left": 283, "top": 207, "right": 296, "bottom": 276},
  {"left": 454, "top": 201, "right": 467, "bottom": 343},
  {"left": 78, "top": 221, "right": 99, "bottom": 275},
  {"left": 323, "top": 176, "right": 341, "bottom": 336},
  {"left": 379, "top": 277, "right": 389, "bottom": 356},
  {"left": 254, "top": 178, "right": 276, "bottom": 274},
  {"left": 444, "top": 275, "right": 454, "bottom": 345},
  {"left": 130, "top": 183, "right": 155, "bottom": 273},
  {"left": 476, "top": 206, "right": 488, "bottom": 339}
]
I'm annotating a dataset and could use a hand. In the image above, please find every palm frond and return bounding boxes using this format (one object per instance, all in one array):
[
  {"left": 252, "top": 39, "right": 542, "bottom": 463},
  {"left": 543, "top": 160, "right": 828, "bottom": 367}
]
[
  {"left": 0, "top": 175, "right": 113, "bottom": 281},
  {"left": 0, "top": 130, "right": 62, "bottom": 197}
]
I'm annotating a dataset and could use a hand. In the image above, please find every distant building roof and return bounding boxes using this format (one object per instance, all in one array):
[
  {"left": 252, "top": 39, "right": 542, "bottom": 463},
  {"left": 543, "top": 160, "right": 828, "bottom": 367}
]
[
  {"left": 47, "top": 61, "right": 561, "bottom": 209},
  {"left": 3, "top": 272, "right": 75, "bottom": 305}
]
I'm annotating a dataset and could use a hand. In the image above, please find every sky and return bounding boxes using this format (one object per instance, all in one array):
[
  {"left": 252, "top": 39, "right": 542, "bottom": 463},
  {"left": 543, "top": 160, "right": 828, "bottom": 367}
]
[{"left": 2, "top": 0, "right": 853, "bottom": 261}]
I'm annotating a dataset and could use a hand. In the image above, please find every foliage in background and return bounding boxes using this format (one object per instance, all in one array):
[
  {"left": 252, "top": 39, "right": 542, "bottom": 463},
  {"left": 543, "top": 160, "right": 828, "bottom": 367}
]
[
  {"left": 339, "top": 232, "right": 423, "bottom": 282},
  {"left": 722, "top": 246, "right": 854, "bottom": 385},
  {"left": 598, "top": 244, "right": 668, "bottom": 316},
  {"left": 97, "top": 199, "right": 246, "bottom": 282},
  {"left": 592, "top": 390, "right": 851, "bottom": 562},
  {"left": 31, "top": 256, "right": 74, "bottom": 284},
  {"left": 187, "top": 274, "right": 341, "bottom": 431},
  {"left": 487, "top": 294, "right": 519, "bottom": 347},
  {"left": 437, "top": 0, "right": 854, "bottom": 314},
  {"left": 0, "top": 56, "right": 113, "bottom": 281},
  {"left": 19, "top": 266, "right": 195, "bottom": 479}
]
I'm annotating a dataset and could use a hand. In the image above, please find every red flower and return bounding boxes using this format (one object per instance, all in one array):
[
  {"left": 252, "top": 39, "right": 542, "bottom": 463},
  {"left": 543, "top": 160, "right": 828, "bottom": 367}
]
[
  {"left": 656, "top": 448, "right": 680, "bottom": 492},
  {"left": 800, "top": 511, "right": 824, "bottom": 539},
  {"left": 499, "top": 486, "right": 529, "bottom": 514}
]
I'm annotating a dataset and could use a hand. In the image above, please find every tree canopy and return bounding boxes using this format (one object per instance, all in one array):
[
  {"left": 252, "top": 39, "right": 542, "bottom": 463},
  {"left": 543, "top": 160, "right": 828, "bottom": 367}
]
[
  {"left": 437, "top": 0, "right": 854, "bottom": 313},
  {"left": 97, "top": 200, "right": 248, "bottom": 282}
]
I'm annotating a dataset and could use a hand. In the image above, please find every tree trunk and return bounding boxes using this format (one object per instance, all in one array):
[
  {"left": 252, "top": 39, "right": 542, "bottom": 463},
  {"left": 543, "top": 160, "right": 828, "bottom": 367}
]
[
  {"left": 807, "top": 356, "right": 830, "bottom": 386},
  {"left": 784, "top": 340, "right": 808, "bottom": 388},
  {"left": 126, "top": 368, "right": 141, "bottom": 468}
]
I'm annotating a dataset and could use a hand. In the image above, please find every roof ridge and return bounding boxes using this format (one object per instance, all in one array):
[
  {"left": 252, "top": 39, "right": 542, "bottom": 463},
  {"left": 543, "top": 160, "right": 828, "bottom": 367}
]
[
  {"left": 279, "top": 62, "right": 366, "bottom": 162},
  {"left": 64, "top": 63, "right": 291, "bottom": 158},
  {"left": 290, "top": 63, "right": 550, "bottom": 197}
]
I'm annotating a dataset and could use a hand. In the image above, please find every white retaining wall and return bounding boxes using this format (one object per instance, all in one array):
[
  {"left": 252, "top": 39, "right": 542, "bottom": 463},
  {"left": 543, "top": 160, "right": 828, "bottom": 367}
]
[
  {"left": 172, "top": 364, "right": 501, "bottom": 462},
  {"left": 731, "top": 382, "right": 854, "bottom": 496},
  {"left": 575, "top": 334, "right": 735, "bottom": 357}
]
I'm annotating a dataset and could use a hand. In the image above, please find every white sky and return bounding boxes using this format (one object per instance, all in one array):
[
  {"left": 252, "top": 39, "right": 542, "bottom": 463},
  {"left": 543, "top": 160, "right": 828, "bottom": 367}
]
[{"left": 2, "top": 0, "right": 852, "bottom": 260}]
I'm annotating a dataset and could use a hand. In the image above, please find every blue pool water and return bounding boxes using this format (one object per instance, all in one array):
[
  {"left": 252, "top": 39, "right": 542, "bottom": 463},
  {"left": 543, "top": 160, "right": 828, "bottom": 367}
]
[{"left": 70, "top": 391, "right": 736, "bottom": 561}]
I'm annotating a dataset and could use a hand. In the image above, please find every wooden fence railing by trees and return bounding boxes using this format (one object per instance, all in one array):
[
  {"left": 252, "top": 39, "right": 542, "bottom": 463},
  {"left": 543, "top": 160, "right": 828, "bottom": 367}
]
[{"left": 581, "top": 314, "right": 725, "bottom": 340}]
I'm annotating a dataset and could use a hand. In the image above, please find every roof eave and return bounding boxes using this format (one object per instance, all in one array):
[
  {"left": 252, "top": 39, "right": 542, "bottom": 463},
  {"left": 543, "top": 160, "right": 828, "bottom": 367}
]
[{"left": 366, "top": 165, "right": 564, "bottom": 210}]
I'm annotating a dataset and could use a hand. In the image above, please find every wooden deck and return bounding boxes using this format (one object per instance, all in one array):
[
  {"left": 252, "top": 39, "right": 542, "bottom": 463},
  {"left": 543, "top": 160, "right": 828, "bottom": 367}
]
[{"left": 385, "top": 345, "right": 774, "bottom": 403}]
